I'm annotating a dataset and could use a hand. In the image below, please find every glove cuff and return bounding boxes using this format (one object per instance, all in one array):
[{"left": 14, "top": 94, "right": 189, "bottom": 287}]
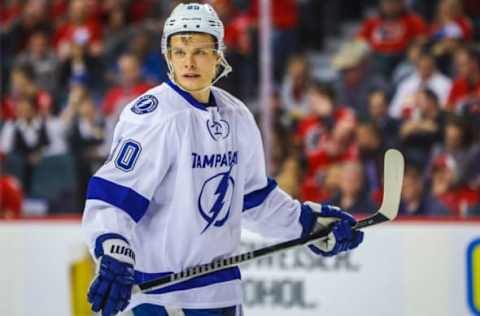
[
  {"left": 94, "top": 233, "right": 135, "bottom": 265},
  {"left": 102, "top": 239, "right": 135, "bottom": 265},
  {"left": 299, "top": 203, "right": 317, "bottom": 237}
]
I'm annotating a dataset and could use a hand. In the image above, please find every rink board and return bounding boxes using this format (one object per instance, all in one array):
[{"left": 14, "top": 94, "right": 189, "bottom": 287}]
[{"left": 0, "top": 220, "right": 479, "bottom": 316}]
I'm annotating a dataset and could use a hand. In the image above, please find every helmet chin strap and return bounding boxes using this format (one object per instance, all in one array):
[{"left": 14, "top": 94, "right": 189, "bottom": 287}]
[{"left": 165, "top": 52, "right": 232, "bottom": 95}]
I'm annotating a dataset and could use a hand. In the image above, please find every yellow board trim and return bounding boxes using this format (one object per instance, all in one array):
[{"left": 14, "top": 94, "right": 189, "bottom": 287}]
[{"left": 473, "top": 246, "right": 480, "bottom": 311}]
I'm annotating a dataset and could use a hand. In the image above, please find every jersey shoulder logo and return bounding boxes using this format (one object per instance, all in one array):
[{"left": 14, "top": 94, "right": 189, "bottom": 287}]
[
  {"left": 207, "top": 119, "right": 230, "bottom": 141},
  {"left": 198, "top": 166, "right": 235, "bottom": 233},
  {"left": 131, "top": 95, "right": 159, "bottom": 114}
]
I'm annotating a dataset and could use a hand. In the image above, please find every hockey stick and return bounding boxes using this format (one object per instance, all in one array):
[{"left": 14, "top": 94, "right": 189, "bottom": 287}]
[{"left": 134, "top": 149, "right": 404, "bottom": 294}]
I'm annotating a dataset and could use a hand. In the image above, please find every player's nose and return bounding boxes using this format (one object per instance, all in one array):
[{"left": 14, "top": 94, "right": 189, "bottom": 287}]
[{"left": 184, "top": 53, "right": 196, "bottom": 69}]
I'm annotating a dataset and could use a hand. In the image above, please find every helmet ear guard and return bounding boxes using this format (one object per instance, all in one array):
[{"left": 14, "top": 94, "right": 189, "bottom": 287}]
[{"left": 161, "top": 3, "right": 232, "bottom": 91}]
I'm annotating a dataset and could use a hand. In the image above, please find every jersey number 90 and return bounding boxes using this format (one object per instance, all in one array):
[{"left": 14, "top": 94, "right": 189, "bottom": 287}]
[{"left": 114, "top": 140, "right": 142, "bottom": 172}]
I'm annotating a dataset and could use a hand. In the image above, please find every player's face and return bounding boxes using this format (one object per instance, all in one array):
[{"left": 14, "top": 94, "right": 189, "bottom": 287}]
[{"left": 169, "top": 34, "right": 220, "bottom": 92}]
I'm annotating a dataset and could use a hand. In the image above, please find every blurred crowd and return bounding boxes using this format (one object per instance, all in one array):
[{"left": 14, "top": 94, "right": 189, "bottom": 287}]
[{"left": 1, "top": 0, "right": 479, "bottom": 218}]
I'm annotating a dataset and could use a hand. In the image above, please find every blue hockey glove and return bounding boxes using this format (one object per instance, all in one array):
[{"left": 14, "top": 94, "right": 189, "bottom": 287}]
[
  {"left": 303, "top": 201, "right": 364, "bottom": 257},
  {"left": 87, "top": 236, "right": 136, "bottom": 316}
]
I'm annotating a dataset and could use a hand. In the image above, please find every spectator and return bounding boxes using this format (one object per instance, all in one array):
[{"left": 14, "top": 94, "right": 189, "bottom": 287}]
[
  {"left": 392, "top": 40, "right": 424, "bottom": 87},
  {"left": 399, "top": 88, "right": 445, "bottom": 167},
  {"left": 0, "top": 97, "right": 50, "bottom": 194},
  {"left": 431, "top": 115, "right": 479, "bottom": 185},
  {"left": 431, "top": 154, "right": 479, "bottom": 216},
  {"left": 357, "top": 0, "right": 428, "bottom": 78},
  {"left": 327, "top": 161, "right": 376, "bottom": 214},
  {"left": 53, "top": 0, "right": 103, "bottom": 60},
  {"left": 431, "top": 0, "right": 475, "bottom": 75},
  {"left": 101, "top": 53, "right": 153, "bottom": 117},
  {"left": 356, "top": 122, "right": 386, "bottom": 197},
  {"left": 430, "top": 0, "right": 473, "bottom": 54},
  {"left": 399, "top": 163, "right": 450, "bottom": 216},
  {"left": 0, "top": 154, "right": 24, "bottom": 219},
  {"left": 389, "top": 49, "right": 451, "bottom": 119},
  {"left": 3, "top": 0, "right": 52, "bottom": 54},
  {"left": 57, "top": 39, "right": 105, "bottom": 98},
  {"left": 367, "top": 89, "right": 400, "bottom": 147},
  {"left": 1, "top": 65, "right": 53, "bottom": 120},
  {"left": 101, "top": 53, "right": 152, "bottom": 154},
  {"left": 280, "top": 54, "right": 311, "bottom": 121},
  {"left": 297, "top": 82, "right": 356, "bottom": 158},
  {"left": 60, "top": 79, "right": 90, "bottom": 123},
  {"left": 297, "top": 82, "right": 358, "bottom": 201},
  {"left": 447, "top": 46, "right": 480, "bottom": 111},
  {"left": 14, "top": 31, "right": 59, "bottom": 95},
  {"left": 63, "top": 92, "right": 105, "bottom": 209},
  {"left": 332, "top": 40, "right": 388, "bottom": 119}
]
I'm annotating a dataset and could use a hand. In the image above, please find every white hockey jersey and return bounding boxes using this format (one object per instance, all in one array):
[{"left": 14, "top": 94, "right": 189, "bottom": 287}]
[{"left": 82, "top": 79, "right": 314, "bottom": 309}]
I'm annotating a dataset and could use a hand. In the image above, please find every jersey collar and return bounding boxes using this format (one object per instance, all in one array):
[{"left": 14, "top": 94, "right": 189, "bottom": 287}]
[{"left": 166, "top": 79, "right": 217, "bottom": 112}]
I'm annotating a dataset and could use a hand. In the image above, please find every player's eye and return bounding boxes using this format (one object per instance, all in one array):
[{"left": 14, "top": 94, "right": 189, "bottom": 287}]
[
  {"left": 194, "top": 49, "right": 209, "bottom": 56},
  {"left": 172, "top": 49, "right": 186, "bottom": 57}
]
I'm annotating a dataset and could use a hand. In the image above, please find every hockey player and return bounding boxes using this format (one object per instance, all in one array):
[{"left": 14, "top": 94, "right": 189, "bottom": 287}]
[{"left": 83, "top": 3, "right": 364, "bottom": 316}]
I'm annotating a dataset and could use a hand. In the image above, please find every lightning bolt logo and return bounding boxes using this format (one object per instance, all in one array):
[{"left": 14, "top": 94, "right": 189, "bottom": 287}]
[{"left": 198, "top": 166, "right": 235, "bottom": 233}]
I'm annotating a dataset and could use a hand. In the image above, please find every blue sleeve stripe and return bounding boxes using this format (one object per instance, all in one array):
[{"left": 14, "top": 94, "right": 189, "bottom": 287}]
[
  {"left": 299, "top": 204, "right": 316, "bottom": 238},
  {"left": 135, "top": 267, "right": 241, "bottom": 294},
  {"left": 243, "top": 178, "right": 278, "bottom": 211},
  {"left": 94, "top": 233, "right": 130, "bottom": 258},
  {"left": 86, "top": 176, "right": 150, "bottom": 223}
]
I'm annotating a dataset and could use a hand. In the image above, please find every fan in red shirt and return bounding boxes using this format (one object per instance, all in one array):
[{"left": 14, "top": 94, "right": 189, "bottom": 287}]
[
  {"left": 447, "top": 46, "right": 480, "bottom": 111},
  {"left": 0, "top": 0, "right": 23, "bottom": 28},
  {"left": 0, "top": 176, "right": 23, "bottom": 219},
  {"left": 431, "top": 154, "right": 480, "bottom": 217},
  {"left": 101, "top": 54, "right": 152, "bottom": 117},
  {"left": 53, "top": 0, "right": 103, "bottom": 60},
  {"left": 357, "top": 0, "right": 428, "bottom": 55},
  {"left": 430, "top": 0, "right": 474, "bottom": 73},
  {"left": 212, "top": 0, "right": 252, "bottom": 54},
  {"left": 430, "top": 0, "right": 473, "bottom": 42},
  {"left": 0, "top": 154, "right": 23, "bottom": 219},
  {"left": 296, "top": 81, "right": 358, "bottom": 202}
]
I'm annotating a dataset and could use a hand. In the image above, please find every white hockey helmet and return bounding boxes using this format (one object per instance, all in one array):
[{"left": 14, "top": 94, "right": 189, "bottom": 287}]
[
  {"left": 161, "top": 3, "right": 232, "bottom": 89},
  {"left": 161, "top": 3, "right": 225, "bottom": 54}
]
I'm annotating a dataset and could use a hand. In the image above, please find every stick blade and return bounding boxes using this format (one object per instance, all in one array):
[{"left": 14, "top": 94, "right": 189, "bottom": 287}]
[{"left": 378, "top": 149, "right": 404, "bottom": 220}]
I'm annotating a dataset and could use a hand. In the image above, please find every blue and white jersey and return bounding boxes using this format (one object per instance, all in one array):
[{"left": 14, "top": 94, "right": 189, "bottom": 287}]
[{"left": 82, "top": 80, "right": 314, "bottom": 309}]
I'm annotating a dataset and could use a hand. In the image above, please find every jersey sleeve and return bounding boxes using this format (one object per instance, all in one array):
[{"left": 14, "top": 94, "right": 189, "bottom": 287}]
[
  {"left": 82, "top": 113, "right": 178, "bottom": 256},
  {"left": 240, "top": 114, "right": 314, "bottom": 241}
]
